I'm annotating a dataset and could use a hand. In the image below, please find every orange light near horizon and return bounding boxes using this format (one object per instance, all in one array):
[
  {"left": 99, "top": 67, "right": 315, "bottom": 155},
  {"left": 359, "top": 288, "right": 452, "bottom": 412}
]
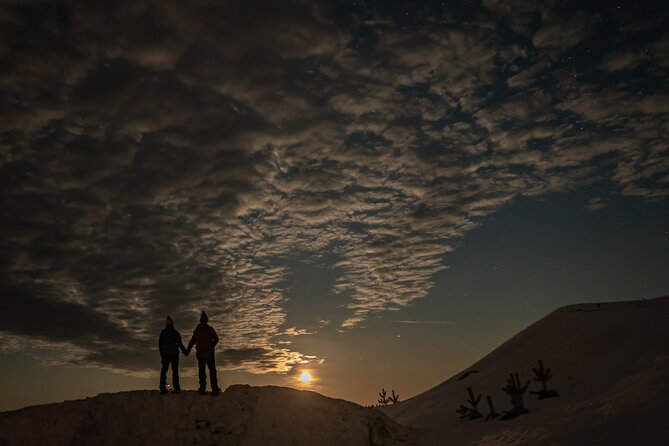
[{"left": 299, "top": 371, "right": 312, "bottom": 384}]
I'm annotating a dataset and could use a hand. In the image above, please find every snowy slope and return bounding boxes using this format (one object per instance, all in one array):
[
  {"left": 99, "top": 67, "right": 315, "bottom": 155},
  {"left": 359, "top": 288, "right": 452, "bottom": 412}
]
[
  {"left": 381, "top": 296, "right": 669, "bottom": 445},
  {"left": 0, "top": 385, "right": 414, "bottom": 446}
]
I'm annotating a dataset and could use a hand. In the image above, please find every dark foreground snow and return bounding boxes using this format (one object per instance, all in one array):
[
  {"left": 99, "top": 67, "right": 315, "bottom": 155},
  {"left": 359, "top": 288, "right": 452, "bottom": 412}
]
[{"left": 0, "top": 385, "right": 413, "bottom": 446}]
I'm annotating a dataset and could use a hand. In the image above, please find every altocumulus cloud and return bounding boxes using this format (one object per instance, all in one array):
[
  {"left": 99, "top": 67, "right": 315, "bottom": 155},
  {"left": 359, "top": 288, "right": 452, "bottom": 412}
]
[{"left": 0, "top": 0, "right": 667, "bottom": 375}]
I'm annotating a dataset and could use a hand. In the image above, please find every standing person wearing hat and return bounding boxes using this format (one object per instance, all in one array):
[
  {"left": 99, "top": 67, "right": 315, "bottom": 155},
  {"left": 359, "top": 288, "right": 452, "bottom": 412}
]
[
  {"left": 158, "top": 316, "right": 188, "bottom": 394},
  {"left": 186, "top": 311, "right": 220, "bottom": 395}
]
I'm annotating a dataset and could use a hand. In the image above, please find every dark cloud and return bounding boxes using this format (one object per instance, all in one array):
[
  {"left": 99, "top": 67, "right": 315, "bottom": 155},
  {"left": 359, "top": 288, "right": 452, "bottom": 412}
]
[
  {"left": 0, "top": 282, "right": 134, "bottom": 344},
  {"left": 220, "top": 348, "right": 269, "bottom": 365},
  {"left": 532, "top": 11, "right": 601, "bottom": 54},
  {"left": 0, "top": 0, "right": 667, "bottom": 375}
]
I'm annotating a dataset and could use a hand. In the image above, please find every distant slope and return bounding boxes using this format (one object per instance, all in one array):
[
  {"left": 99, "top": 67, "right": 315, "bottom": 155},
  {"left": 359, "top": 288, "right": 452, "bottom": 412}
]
[
  {"left": 381, "top": 296, "right": 669, "bottom": 445},
  {"left": 0, "top": 385, "right": 414, "bottom": 446}
]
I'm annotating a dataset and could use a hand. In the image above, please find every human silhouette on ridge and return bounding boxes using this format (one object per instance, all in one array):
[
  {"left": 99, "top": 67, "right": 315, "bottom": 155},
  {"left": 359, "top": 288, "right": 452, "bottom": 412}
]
[
  {"left": 158, "top": 316, "right": 188, "bottom": 394},
  {"left": 187, "top": 311, "right": 221, "bottom": 395}
]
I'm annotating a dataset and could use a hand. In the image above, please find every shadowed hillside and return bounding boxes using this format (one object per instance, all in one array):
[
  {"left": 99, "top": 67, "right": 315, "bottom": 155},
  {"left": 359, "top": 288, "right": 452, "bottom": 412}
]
[
  {"left": 0, "top": 385, "right": 414, "bottom": 446},
  {"left": 381, "top": 296, "right": 669, "bottom": 445}
]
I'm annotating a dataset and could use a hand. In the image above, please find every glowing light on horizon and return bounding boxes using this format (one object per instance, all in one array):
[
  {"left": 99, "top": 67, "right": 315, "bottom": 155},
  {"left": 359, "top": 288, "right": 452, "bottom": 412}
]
[{"left": 299, "top": 372, "right": 312, "bottom": 384}]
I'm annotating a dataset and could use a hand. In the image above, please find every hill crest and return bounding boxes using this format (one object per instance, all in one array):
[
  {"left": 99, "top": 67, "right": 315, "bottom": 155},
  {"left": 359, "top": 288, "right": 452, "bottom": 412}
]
[{"left": 0, "top": 384, "right": 413, "bottom": 446}]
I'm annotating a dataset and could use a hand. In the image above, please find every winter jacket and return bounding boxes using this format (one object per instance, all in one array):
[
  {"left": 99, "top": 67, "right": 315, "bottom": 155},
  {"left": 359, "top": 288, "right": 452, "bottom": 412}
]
[
  {"left": 159, "top": 326, "right": 186, "bottom": 356},
  {"left": 188, "top": 323, "right": 219, "bottom": 359}
]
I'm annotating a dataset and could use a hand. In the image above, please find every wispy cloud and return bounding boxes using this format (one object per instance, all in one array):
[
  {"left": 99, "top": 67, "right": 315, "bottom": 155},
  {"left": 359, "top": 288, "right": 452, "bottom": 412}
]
[
  {"left": 393, "top": 321, "right": 457, "bottom": 325},
  {"left": 585, "top": 197, "right": 608, "bottom": 212}
]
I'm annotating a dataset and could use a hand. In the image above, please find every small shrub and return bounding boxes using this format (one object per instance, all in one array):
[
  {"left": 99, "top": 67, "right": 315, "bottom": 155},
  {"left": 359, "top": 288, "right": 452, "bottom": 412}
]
[
  {"left": 456, "top": 387, "right": 482, "bottom": 420},
  {"left": 378, "top": 388, "right": 389, "bottom": 405},
  {"left": 500, "top": 372, "right": 530, "bottom": 420},
  {"left": 530, "top": 359, "right": 559, "bottom": 400},
  {"left": 485, "top": 395, "right": 500, "bottom": 421},
  {"left": 389, "top": 389, "right": 400, "bottom": 404}
]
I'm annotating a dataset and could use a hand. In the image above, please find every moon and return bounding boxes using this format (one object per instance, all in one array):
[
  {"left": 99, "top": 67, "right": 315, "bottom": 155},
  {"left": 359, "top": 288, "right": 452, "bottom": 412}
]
[{"left": 299, "top": 372, "right": 312, "bottom": 383}]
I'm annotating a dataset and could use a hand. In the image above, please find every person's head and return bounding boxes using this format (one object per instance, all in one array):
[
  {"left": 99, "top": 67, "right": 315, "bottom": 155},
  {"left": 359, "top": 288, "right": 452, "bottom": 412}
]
[
  {"left": 200, "top": 311, "right": 208, "bottom": 324},
  {"left": 166, "top": 316, "right": 174, "bottom": 327}
]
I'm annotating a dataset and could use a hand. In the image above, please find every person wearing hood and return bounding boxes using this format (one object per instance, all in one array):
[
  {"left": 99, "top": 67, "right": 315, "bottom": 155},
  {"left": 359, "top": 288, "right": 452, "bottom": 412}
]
[
  {"left": 158, "top": 316, "right": 187, "bottom": 394},
  {"left": 186, "top": 311, "right": 220, "bottom": 395}
]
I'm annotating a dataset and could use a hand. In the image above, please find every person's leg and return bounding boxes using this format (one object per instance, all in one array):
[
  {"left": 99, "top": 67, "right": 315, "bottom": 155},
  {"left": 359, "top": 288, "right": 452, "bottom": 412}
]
[
  {"left": 159, "top": 356, "right": 169, "bottom": 391},
  {"left": 208, "top": 356, "right": 219, "bottom": 391},
  {"left": 171, "top": 354, "right": 180, "bottom": 391},
  {"left": 198, "top": 357, "right": 207, "bottom": 392}
]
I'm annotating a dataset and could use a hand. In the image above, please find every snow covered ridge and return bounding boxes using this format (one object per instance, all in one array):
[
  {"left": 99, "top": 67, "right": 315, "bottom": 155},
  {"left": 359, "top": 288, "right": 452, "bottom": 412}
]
[
  {"left": 0, "top": 385, "right": 413, "bottom": 446},
  {"left": 381, "top": 296, "right": 669, "bottom": 445}
]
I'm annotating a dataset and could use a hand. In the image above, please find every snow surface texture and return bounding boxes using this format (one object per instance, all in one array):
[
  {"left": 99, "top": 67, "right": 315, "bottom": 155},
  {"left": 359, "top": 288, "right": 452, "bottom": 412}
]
[
  {"left": 382, "top": 296, "right": 669, "bottom": 445},
  {"left": 1, "top": 297, "right": 668, "bottom": 445},
  {"left": 0, "top": 385, "right": 413, "bottom": 446}
]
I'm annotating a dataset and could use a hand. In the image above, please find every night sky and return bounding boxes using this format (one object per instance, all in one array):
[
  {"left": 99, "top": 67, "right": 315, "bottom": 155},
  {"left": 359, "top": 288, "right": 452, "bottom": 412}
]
[{"left": 1, "top": 0, "right": 668, "bottom": 411}]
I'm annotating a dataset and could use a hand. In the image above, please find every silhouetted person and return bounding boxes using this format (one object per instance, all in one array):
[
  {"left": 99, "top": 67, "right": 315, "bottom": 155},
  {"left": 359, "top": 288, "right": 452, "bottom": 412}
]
[
  {"left": 187, "top": 311, "right": 220, "bottom": 395},
  {"left": 158, "top": 316, "right": 187, "bottom": 394}
]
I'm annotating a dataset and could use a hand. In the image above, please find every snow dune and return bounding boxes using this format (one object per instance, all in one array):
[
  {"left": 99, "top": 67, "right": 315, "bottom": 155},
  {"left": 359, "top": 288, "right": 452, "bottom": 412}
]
[
  {"left": 381, "top": 296, "right": 669, "bottom": 445},
  {"left": 0, "top": 385, "right": 413, "bottom": 446}
]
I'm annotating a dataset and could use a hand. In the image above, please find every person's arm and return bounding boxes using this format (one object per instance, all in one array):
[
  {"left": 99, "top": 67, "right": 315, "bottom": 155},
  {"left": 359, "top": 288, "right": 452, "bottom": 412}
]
[
  {"left": 158, "top": 331, "right": 165, "bottom": 356},
  {"left": 186, "top": 327, "right": 197, "bottom": 354},
  {"left": 177, "top": 331, "right": 187, "bottom": 355},
  {"left": 211, "top": 327, "right": 219, "bottom": 347}
]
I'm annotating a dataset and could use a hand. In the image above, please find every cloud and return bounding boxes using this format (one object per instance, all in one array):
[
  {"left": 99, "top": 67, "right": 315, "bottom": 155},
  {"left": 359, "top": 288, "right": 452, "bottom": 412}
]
[
  {"left": 532, "top": 12, "right": 600, "bottom": 55},
  {"left": 393, "top": 320, "right": 457, "bottom": 325},
  {"left": 600, "top": 50, "right": 649, "bottom": 72},
  {"left": 0, "top": 0, "right": 667, "bottom": 377},
  {"left": 585, "top": 197, "right": 608, "bottom": 211}
]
